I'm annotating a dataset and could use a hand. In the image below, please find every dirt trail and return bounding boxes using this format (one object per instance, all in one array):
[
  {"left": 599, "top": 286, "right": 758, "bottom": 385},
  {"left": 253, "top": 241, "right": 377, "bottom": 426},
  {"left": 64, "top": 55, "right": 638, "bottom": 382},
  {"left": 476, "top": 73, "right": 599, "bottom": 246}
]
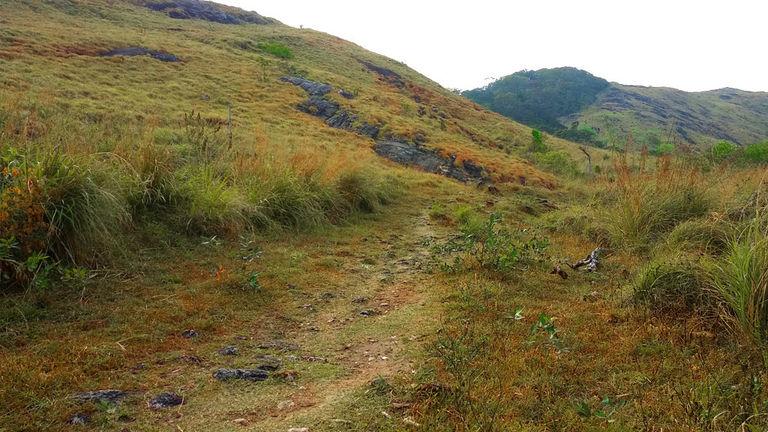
[{"left": 242, "top": 210, "right": 446, "bottom": 431}]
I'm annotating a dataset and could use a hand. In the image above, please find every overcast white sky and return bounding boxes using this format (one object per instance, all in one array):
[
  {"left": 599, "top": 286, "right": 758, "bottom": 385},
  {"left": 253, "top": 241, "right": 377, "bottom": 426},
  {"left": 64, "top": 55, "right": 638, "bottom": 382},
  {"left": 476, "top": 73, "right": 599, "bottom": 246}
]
[{"left": 222, "top": 1, "right": 767, "bottom": 92}]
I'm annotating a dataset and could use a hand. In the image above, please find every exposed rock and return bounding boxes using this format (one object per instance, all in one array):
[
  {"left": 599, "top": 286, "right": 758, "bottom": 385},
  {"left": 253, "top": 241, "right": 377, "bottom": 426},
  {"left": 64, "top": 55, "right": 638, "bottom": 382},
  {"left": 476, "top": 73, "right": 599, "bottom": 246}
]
[
  {"left": 255, "top": 354, "right": 282, "bottom": 371},
  {"left": 144, "top": 0, "right": 276, "bottom": 25},
  {"left": 359, "top": 309, "right": 379, "bottom": 317},
  {"left": 73, "top": 390, "right": 127, "bottom": 404},
  {"left": 282, "top": 76, "right": 380, "bottom": 139},
  {"left": 181, "top": 329, "right": 198, "bottom": 338},
  {"left": 287, "top": 428, "right": 309, "bottom": 432},
  {"left": 218, "top": 345, "right": 239, "bottom": 356},
  {"left": 68, "top": 413, "right": 89, "bottom": 425},
  {"left": 338, "top": 89, "right": 355, "bottom": 99},
  {"left": 282, "top": 76, "right": 489, "bottom": 182},
  {"left": 258, "top": 339, "right": 299, "bottom": 351},
  {"left": 277, "top": 399, "right": 296, "bottom": 410},
  {"left": 213, "top": 368, "right": 269, "bottom": 382},
  {"left": 281, "top": 76, "right": 332, "bottom": 96},
  {"left": 359, "top": 60, "right": 406, "bottom": 88},
  {"left": 148, "top": 392, "right": 184, "bottom": 409},
  {"left": 100, "top": 47, "right": 179, "bottom": 62},
  {"left": 373, "top": 140, "right": 488, "bottom": 183}
]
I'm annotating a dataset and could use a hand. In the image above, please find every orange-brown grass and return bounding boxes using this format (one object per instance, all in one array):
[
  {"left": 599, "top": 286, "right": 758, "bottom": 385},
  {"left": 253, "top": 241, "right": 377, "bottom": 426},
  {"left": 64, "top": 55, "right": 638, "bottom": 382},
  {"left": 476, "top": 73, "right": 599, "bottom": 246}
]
[{"left": 415, "top": 225, "right": 768, "bottom": 431}]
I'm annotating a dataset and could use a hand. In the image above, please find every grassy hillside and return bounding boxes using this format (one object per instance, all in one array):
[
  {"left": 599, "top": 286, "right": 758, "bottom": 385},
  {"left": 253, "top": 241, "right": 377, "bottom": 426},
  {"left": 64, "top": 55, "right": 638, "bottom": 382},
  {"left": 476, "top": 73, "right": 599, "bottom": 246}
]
[
  {"left": 465, "top": 67, "right": 768, "bottom": 151},
  {"left": 3, "top": 1, "right": 768, "bottom": 431}
]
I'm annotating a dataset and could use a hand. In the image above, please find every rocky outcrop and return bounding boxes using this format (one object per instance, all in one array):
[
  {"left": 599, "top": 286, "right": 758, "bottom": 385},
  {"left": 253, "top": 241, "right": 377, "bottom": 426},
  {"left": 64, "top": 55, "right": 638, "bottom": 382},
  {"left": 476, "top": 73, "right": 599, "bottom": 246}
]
[
  {"left": 148, "top": 392, "right": 184, "bottom": 409},
  {"left": 282, "top": 76, "right": 490, "bottom": 183},
  {"left": 359, "top": 60, "right": 406, "bottom": 88},
  {"left": 213, "top": 368, "right": 269, "bottom": 382},
  {"left": 373, "top": 140, "right": 488, "bottom": 183},
  {"left": 144, "top": 0, "right": 277, "bottom": 25},
  {"left": 281, "top": 76, "right": 380, "bottom": 138},
  {"left": 100, "top": 47, "right": 179, "bottom": 62}
]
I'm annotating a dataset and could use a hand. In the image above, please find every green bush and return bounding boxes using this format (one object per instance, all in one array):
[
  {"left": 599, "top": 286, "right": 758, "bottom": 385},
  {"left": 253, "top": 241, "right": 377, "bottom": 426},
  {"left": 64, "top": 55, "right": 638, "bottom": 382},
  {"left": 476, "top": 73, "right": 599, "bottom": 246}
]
[
  {"left": 258, "top": 42, "right": 294, "bottom": 59},
  {"left": 710, "top": 140, "right": 737, "bottom": 162},
  {"left": 528, "top": 129, "right": 547, "bottom": 153},
  {"left": 435, "top": 212, "right": 548, "bottom": 276},
  {"left": 653, "top": 142, "right": 675, "bottom": 156},
  {"left": 743, "top": 142, "right": 768, "bottom": 164}
]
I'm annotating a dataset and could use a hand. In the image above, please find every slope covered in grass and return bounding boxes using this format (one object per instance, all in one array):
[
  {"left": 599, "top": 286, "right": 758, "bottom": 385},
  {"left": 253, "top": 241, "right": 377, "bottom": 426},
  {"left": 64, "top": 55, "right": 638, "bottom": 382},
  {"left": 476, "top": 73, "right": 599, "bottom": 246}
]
[{"left": 4, "top": 1, "right": 768, "bottom": 431}]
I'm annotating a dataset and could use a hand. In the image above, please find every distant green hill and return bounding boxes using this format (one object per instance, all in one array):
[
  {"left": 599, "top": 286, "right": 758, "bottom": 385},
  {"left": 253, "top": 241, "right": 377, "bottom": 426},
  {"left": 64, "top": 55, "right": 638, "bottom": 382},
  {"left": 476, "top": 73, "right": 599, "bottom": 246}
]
[{"left": 464, "top": 68, "right": 768, "bottom": 151}]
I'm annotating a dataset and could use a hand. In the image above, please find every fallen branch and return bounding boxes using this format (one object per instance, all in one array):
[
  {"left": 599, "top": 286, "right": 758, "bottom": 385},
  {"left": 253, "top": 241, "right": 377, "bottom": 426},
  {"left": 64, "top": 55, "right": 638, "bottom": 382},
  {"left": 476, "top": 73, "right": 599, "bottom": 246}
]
[{"left": 568, "top": 247, "right": 602, "bottom": 272}]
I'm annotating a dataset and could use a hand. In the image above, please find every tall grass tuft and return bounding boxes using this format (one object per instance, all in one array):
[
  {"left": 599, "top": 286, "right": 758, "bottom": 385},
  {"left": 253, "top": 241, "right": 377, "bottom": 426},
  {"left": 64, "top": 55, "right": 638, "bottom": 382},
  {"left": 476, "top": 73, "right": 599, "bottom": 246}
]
[
  {"left": 609, "top": 155, "right": 712, "bottom": 251},
  {"left": 175, "top": 166, "right": 249, "bottom": 235},
  {"left": 632, "top": 255, "right": 710, "bottom": 316},
  {"left": 706, "top": 223, "right": 768, "bottom": 345}
]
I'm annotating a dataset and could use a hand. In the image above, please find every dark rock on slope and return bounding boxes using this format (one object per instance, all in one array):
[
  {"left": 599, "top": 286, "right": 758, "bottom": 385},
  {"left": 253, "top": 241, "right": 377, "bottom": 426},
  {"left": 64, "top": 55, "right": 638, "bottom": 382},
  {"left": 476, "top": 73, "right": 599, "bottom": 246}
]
[
  {"left": 374, "top": 141, "right": 488, "bottom": 183},
  {"left": 282, "top": 76, "right": 489, "bottom": 183},
  {"left": 144, "top": 0, "right": 277, "bottom": 25},
  {"left": 359, "top": 60, "right": 406, "bottom": 88},
  {"left": 100, "top": 47, "right": 179, "bottom": 62},
  {"left": 213, "top": 368, "right": 269, "bottom": 382},
  {"left": 148, "top": 392, "right": 184, "bottom": 409},
  {"left": 281, "top": 76, "right": 380, "bottom": 138}
]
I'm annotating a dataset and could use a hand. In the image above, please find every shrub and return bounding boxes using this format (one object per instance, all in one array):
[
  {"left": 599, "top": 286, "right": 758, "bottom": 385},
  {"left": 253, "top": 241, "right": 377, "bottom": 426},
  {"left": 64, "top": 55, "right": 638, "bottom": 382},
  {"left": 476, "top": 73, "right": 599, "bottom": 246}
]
[
  {"left": 528, "top": 129, "right": 547, "bottom": 153},
  {"left": 258, "top": 42, "right": 294, "bottom": 59},
  {"left": 743, "top": 142, "right": 768, "bottom": 164},
  {"left": 710, "top": 140, "right": 737, "bottom": 162},
  {"left": 653, "top": 142, "right": 675, "bottom": 156}
]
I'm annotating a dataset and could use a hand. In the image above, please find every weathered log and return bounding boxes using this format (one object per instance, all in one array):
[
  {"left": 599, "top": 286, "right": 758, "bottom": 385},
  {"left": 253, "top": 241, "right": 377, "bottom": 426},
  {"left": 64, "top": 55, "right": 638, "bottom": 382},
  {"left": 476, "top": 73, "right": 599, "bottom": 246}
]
[{"left": 568, "top": 247, "right": 602, "bottom": 272}]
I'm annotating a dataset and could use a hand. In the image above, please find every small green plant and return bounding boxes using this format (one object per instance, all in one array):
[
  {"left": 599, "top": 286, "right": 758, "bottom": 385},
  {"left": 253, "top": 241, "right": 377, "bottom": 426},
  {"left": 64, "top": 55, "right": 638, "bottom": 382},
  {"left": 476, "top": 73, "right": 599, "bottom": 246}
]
[
  {"left": 743, "top": 141, "right": 768, "bottom": 164},
  {"left": 432, "top": 212, "right": 548, "bottom": 277},
  {"left": 576, "top": 396, "right": 625, "bottom": 421},
  {"left": 246, "top": 271, "right": 261, "bottom": 291},
  {"left": 528, "top": 129, "right": 547, "bottom": 153},
  {"left": 529, "top": 312, "right": 565, "bottom": 351}
]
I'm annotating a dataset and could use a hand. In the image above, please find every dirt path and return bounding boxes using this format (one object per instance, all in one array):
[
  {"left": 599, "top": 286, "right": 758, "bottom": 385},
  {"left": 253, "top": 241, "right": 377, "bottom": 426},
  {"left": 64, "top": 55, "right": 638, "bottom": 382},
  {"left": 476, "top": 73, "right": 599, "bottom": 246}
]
[{"left": 246, "top": 211, "right": 443, "bottom": 431}]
